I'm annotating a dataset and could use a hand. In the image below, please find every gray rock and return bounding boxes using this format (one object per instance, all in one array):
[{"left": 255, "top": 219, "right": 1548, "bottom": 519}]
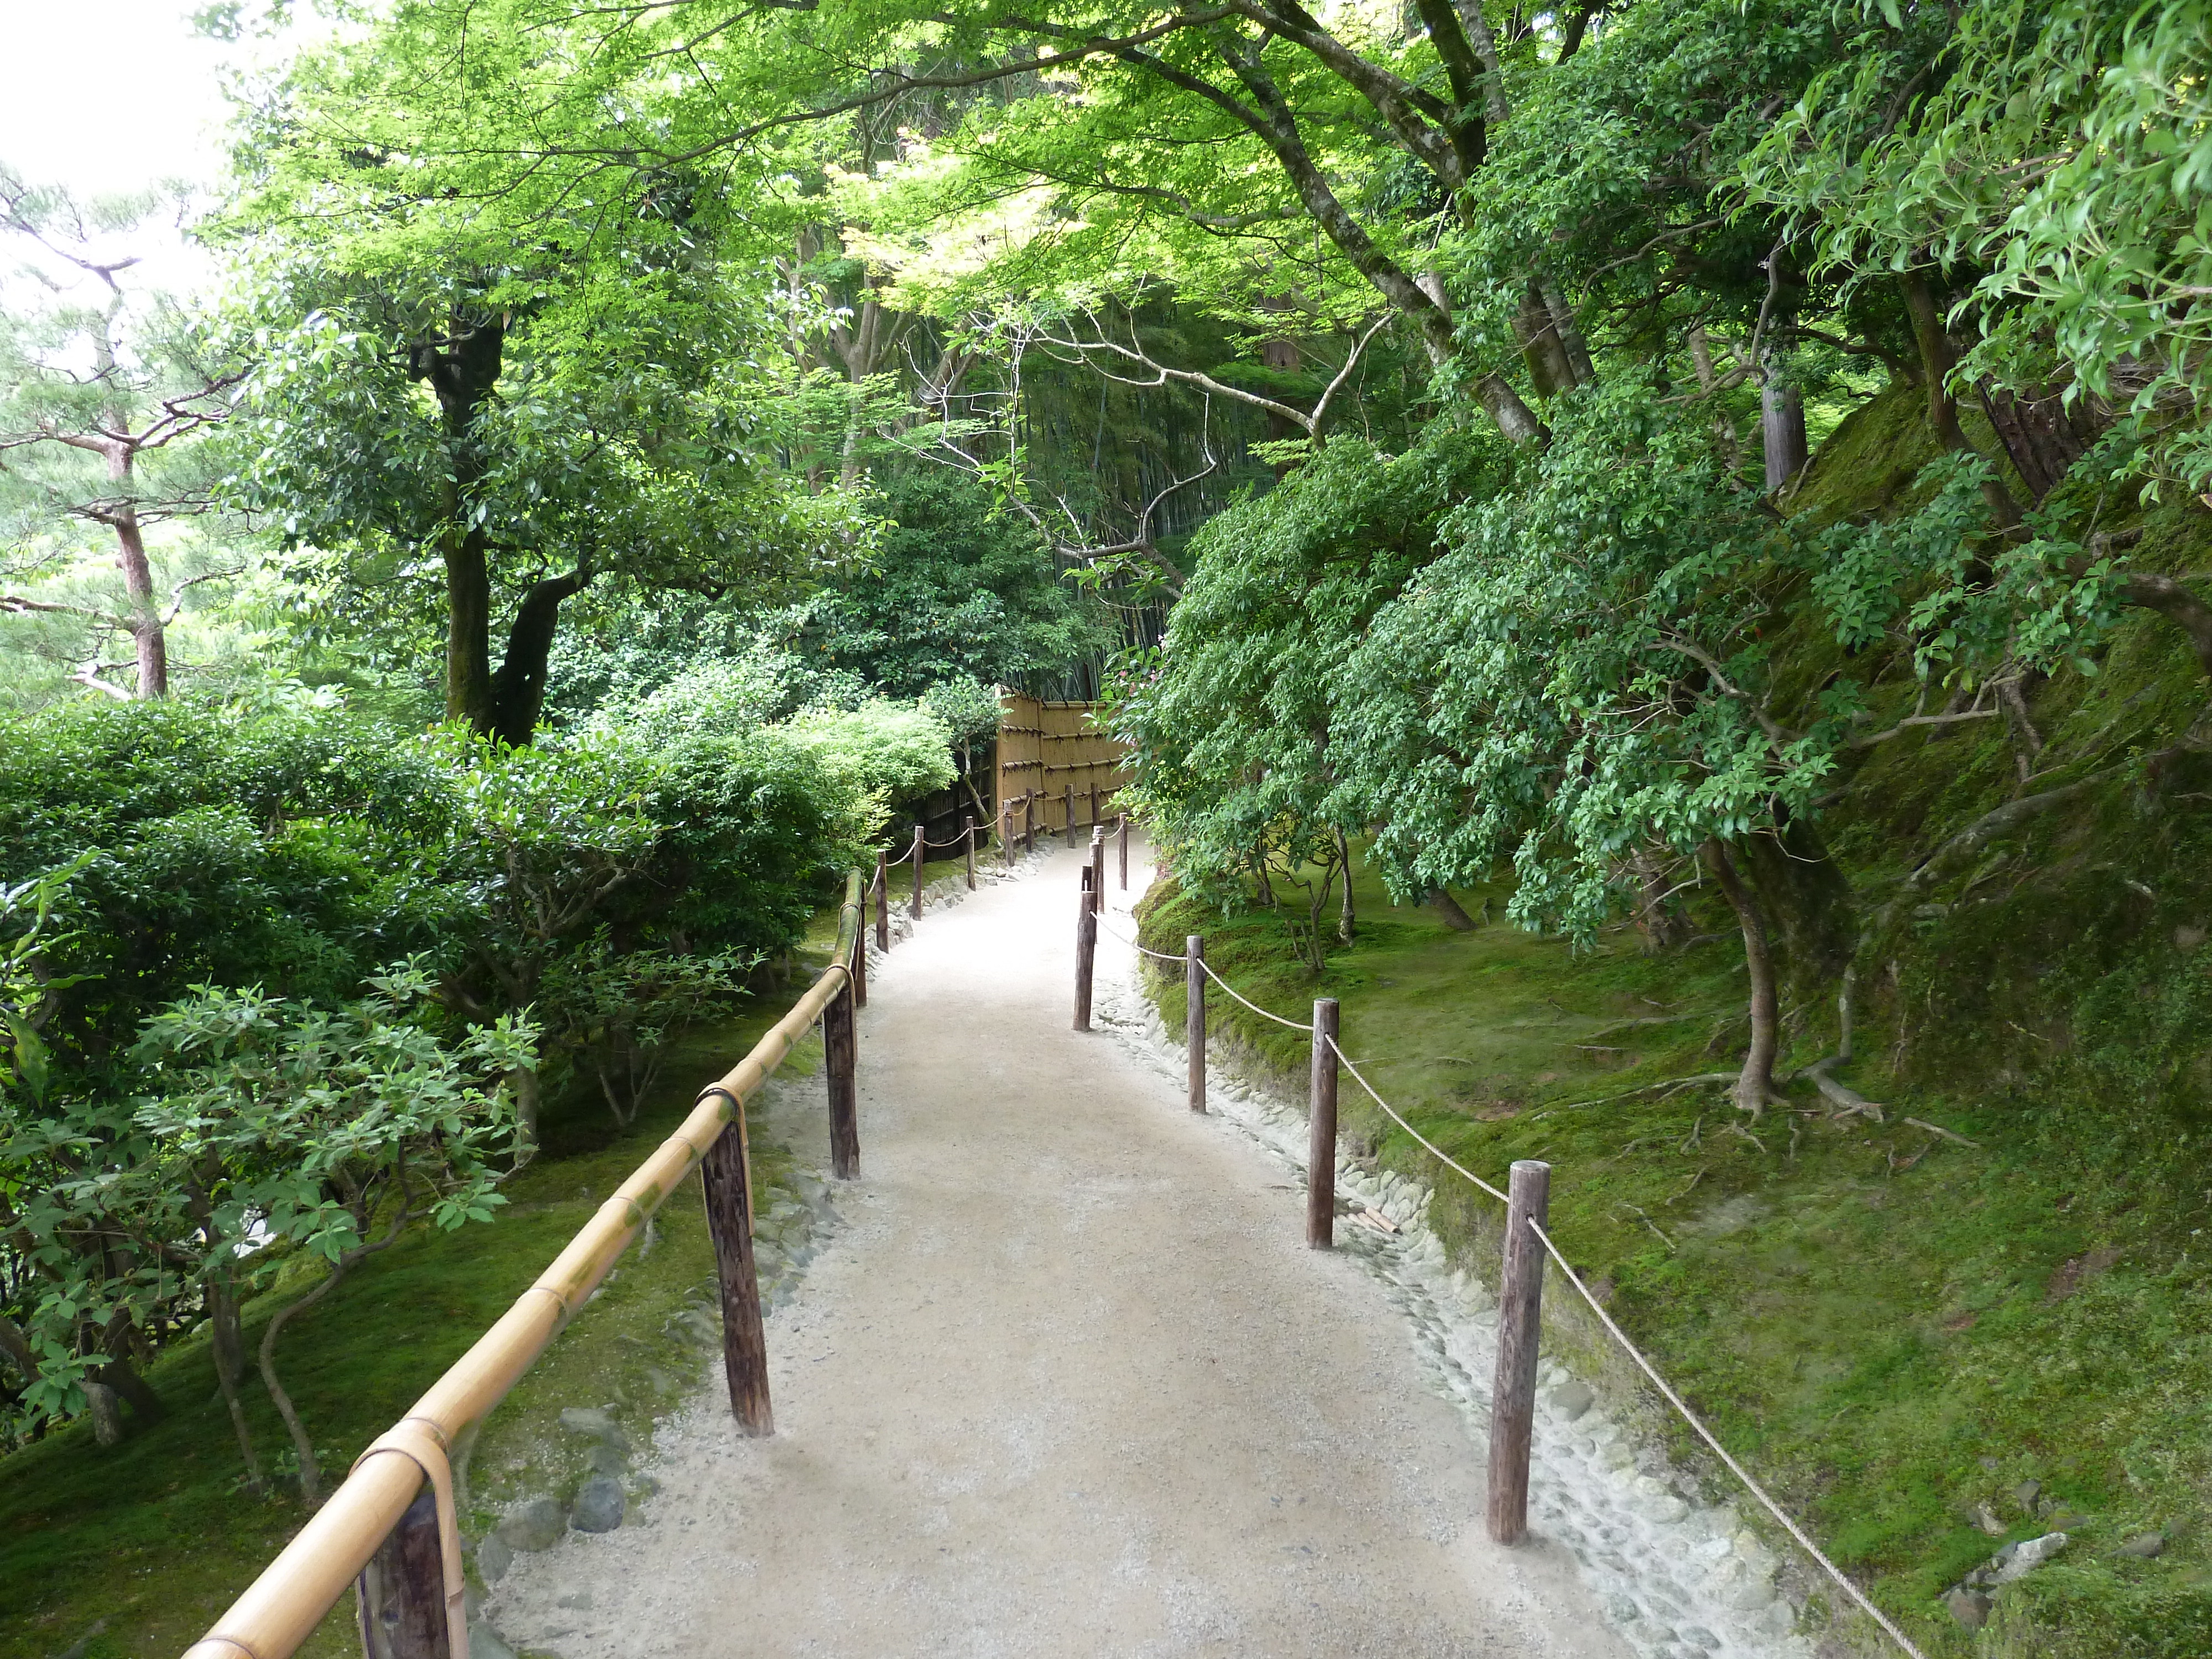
[
  {"left": 672, "top": 1308, "right": 717, "bottom": 1346},
  {"left": 1547, "top": 1379, "right": 1597, "bottom": 1422},
  {"left": 1678, "top": 1627, "right": 1721, "bottom": 1652},
  {"left": 558, "top": 1405, "right": 629, "bottom": 1451},
  {"left": 1990, "top": 1531, "right": 2068, "bottom": 1584},
  {"left": 475, "top": 1532, "right": 514, "bottom": 1584},
  {"left": 1641, "top": 1495, "right": 1690, "bottom": 1525},
  {"left": 2015, "top": 1478, "right": 2043, "bottom": 1515},
  {"left": 2118, "top": 1532, "right": 2166, "bottom": 1558},
  {"left": 585, "top": 1443, "right": 627, "bottom": 1478},
  {"left": 570, "top": 1474, "right": 626, "bottom": 1533},
  {"left": 556, "top": 1591, "right": 594, "bottom": 1610},
  {"left": 1945, "top": 1588, "right": 1993, "bottom": 1630},
  {"left": 1973, "top": 1501, "right": 2006, "bottom": 1535},
  {"left": 469, "top": 1623, "right": 519, "bottom": 1659},
  {"left": 1726, "top": 1578, "right": 1776, "bottom": 1611},
  {"left": 495, "top": 1495, "right": 567, "bottom": 1552}
]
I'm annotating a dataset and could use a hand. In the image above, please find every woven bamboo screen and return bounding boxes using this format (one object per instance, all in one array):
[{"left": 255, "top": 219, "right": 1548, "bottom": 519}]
[{"left": 994, "top": 692, "right": 1130, "bottom": 835}]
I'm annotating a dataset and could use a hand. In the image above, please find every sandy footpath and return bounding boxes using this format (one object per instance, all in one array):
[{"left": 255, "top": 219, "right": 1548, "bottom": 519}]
[{"left": 486, "top": 841, "right": 1630, "bottom": 1658}]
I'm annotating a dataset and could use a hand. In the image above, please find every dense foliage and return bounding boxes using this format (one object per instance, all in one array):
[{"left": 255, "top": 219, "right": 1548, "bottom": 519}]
[{"left": 4, "top": 0, "right": 2212, "bottom": 1646}]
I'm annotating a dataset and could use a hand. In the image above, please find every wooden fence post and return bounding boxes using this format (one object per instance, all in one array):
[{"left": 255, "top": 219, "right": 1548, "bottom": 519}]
[
  {"left": 1487, "top": 1159, "right": 1552, "bottom": 1545},
  {"left": 1064, "top": 783, "right": 1076, "bottom": 847},
  {"left": 1118, "top": 813, "right": 1129, "bottom": 889},
  {"left": 354, "top": 1483, "right": 448, "bottom": 1659},
  {"left": 1089, "top": 780, "right": 1099, "bottom": 830},
  {"left": 909, "top": 826, "right": 925, "bottom": 919},
  {"left": 1186, "top": 935, "right": 1206, "bottom": 1113},
  {"left": 700, "top": 1100, "right": 773, "bottom": 1435},
  {"left": 874, "top": 851, "right": 889, "bottom": 952},
  {"left": 964, "top": 815, "right": 977, "bottom": 889},
  {"left": 1089, "top": 827, "right": 1105, "bottom": 914},
  {"left": 1306, "top": 998, "right": 1339, "bottom": 1249},
  {"left": 1073, "top": 868, "right": 1097, "bottom": 1031},
  {"left": 1023, "top": 793, "right": 1035, "bottom": 854},
  {"left": 851, "top": 914, "right": 867, "bottom": 1010},
  {"left": 1000, "top": 801, "right": 1014, "bottom": 869},
  {"left": 825, "top": 976, "right": 859, "bottom": 1181}
]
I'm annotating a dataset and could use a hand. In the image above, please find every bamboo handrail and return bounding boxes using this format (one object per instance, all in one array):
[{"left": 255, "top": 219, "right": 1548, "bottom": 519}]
[{"left": 182, "top": 873, "right": 867, "bottom": 1659}]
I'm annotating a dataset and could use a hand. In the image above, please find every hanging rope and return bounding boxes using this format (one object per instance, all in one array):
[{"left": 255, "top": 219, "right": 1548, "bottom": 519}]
[
  {"left": 1526, "top": 1219, "right": 1931, "bottom": 1659},
  {"left": 1324, "top": 1032, "right": 1509, "bottom": 1204}
]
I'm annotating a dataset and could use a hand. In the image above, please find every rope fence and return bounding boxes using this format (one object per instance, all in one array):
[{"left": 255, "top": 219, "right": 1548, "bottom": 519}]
[
  {"left": 1084, "top": 879, "right": 1929, "bottom": 1659},
  {"left": 1526, "top": 1220, "right": 1932, "bottom": 1659}
]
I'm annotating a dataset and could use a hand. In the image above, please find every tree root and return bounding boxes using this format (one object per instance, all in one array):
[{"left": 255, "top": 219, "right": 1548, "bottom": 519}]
[
  {"left": 1799, "top": 1053, "right": 1887, "bottom": 1121},
  {"left": 1554, "top": 1072, "right": 1739, "bottom": 1111},
  {"left": 1904, "top": 1115, "right": 1981, "bottom": 1149}
]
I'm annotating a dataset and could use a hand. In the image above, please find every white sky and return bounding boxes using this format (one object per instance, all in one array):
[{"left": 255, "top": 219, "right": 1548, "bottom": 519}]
[{"left": 0, "top": 1, "right": 235, "bottom": 199}]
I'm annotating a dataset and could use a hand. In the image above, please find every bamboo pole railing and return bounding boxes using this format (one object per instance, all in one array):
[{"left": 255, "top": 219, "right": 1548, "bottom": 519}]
[{"left": 183, "top": 872, "right": 868, "bottom": 1659}]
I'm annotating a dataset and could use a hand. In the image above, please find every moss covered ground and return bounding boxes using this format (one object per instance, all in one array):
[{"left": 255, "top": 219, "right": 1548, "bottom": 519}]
[{"left": 1133, "top": 857, "right": 2212, "bottom": 1656}]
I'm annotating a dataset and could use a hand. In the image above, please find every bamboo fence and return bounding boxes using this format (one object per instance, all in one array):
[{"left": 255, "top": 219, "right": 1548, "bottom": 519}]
[{"left": 182, "top": 873, "right": 867, "bottom": 1659}]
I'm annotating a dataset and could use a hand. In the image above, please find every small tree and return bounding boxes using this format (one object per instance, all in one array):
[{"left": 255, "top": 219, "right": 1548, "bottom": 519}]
[
  {"left": 131, "top": 966, "right": 533, "bottom": 1501},
  {"left": 0, "top": 169, "right": 243, "bottom": 699}
]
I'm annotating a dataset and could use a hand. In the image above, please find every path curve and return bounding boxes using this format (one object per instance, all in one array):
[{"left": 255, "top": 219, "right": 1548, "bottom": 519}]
[{"left": 487, "top": 842, "right": 1630, "bottom": 1658}]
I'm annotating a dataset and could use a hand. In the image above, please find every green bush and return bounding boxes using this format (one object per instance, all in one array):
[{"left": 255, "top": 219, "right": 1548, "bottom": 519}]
[{"left": 778, "top": 700, "right": 956, "bottom": 820}]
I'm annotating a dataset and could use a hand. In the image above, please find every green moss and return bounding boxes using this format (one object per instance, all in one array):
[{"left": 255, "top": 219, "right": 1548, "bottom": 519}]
[{"left": 1135, "top": 836, "right": 2212, "bottom": 1657}]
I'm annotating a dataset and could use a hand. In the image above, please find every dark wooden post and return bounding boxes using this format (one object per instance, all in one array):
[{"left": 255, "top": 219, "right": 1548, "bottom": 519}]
[
  {"left": 1306, "top": 998, "right": 1339, "bottom": 1249},
  {"left": 1073, "top": 868, "right": 1097, "bottom": 1031},
  {"left": 963, "top": 815, "right": 977, "bottom": 889},
  {"left": 909, "top": 825, "right": 925, "bottom": 919},
  {"left": 1063, "top": 783, "right": 1076, "bottom": 848},
  {"left": 701, "top": 1100, "right": 772, "bottom": 1434},
  {"left": 355, "top": 1482, "right": 449, "bottom": 1659},
  {"left": 1089, "top": 827, "right": 1105, "bottom": 913},
  {"left": 1089, "top": 780, "right": 1100, "bottom": 829},
  {"left": 1000, "top": 801, "right": 1014, "bottom": 869},
  {"left": 825, "top": 978, "right": 859, "bottom": 1180},
  {"left": 1186, "top": 935, "right": 1206, "bottom": 1113},
  {"left": 851, "top": 917, "right": 867, "bottom": 1010},
  {"left": 874, "top": 851, "right": 889, "bottom": 952},
  {"left": 1118, "top": 813, "right": 1129, "bottom": 889},
  {"left": 1025, "top": 793, "right": 1036, "bottom": 853},
  {"left": 1487, "top": 1159, "right": 1552, "bottom": 1544}
]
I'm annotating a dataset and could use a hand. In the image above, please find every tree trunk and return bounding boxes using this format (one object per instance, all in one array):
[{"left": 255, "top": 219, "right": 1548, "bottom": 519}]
[
  {"left": 488, "top": 564, "right": 593, "bottom": 747},
  {"left": 1761, "top": 366, "right": 1808, "bottom": 493},
  {"left": 258, "top": 1266, "right": 352, "bottom": 1505},
  {"left": 96, "top": 1310, "right": 166, "bottom": 1426},
  {"left": 0, "top": 1314, "right": 36, "bottom": 1385},
  {"left": 444, "top": 527, "right": 495, "bottom": 731},
  {"left": 414, "top": 315, "right": 507, "bottom": 732},
  {"left": 103, "top": 439, "right": 168, "bottom": 698},
  {"left": 82, "top": 1380, "right": 124, "bottom": 1447},
  {"left": 1898, "top": 272, "right": 2023, "bottom": 530},
  {"left": 1705, "top": 840, "right": 1780, "bottom": 1117},
  {"left": 206, "top": 1269, "right": 265, "bottom": 1491},
  {"left": 1422, "top": 886, "right": 1478, "bottom": 930},
  {"left": 1735, "top": 814, "right": 1856, "bottom": 984},
  {"left": 1515, "top": 280, "right": 1577, "bottom": 399},
  {"left": 1335, "top": 827, "right": 1356, "bottom": 945},
  {"left": 1543, "top": 279, "right": 1597, "bottom": 388}
]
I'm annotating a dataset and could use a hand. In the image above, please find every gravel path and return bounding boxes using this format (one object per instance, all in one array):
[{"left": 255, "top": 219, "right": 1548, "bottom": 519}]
[{"left": 486, "top": 841, "right": 1632, "bottom": 1658}]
